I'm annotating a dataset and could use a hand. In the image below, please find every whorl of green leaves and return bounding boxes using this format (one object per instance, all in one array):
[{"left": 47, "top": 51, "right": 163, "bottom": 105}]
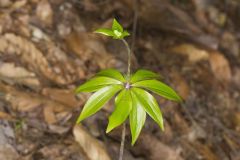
[
  {"left": 94, "top": 18, "right": 130, "bottom": 39},
  {"left": 75, "top": 69, "right": 181, "bottom": 145},
  {"left": 76, "top": 18, "right": 181, "bottom": 145}
]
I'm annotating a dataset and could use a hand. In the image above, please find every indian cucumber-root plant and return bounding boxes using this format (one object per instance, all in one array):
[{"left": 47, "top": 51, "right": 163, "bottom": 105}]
[{"left": 75, "top": 18, "right": 182, "bottom": 159}]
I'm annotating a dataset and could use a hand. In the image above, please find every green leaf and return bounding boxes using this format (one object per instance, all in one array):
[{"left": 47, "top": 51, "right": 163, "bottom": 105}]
[
  {"left": 130, "top": 91, "right": 146, "bottom": 145},
  {"left": 122, "top": 30, "right": 130, "bottom": 38},
  {"left": 132, "top": 79, "right": 182, "bottom": 102},
  {"left": 75, "top": 77, "right": 123, "bottom": 93},
  {"left": 94, "top": 19, "right": 129, "bottom": 40},
  {"left": 94, "top": 28, "right": 114, "bottom": 37},
  {"left": 106, "top": 89, "right": 132, "bottom": 133},
  {"left": 112, "top": 30, "right": 130, "bottom": 39},
  {"left": 77, "top": 85, "right": 123, "bottom": 123},
  {"left": 96, "top": 69, "right": 126, "bottom": 82},
  {"left": 113, "top": 30, "right": 123, "bottom": 39},
  {"left": 130, "top": 69, "right": 161, "bottom": 83},
  {"left": 112, "top": 18, "right": 123, "bottom": 32},
  {"left": 132, "top": 88, "right": 164, "bottom": 130}
]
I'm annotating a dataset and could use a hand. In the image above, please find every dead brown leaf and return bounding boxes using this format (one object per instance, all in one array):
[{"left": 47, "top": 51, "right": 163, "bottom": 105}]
[
  {"left": 36, "top": 0, "right": 53, "bottom": 27},
  {"left": 43, "top": 106, "right": 57, "bottom": 124},
  {"left": 171, "top": 72, "right": 190, "bottom": 100},
  {"left": 209, "top": 51, "right": 232, "bottom": 83},
  {"left": 0, "top": 0, "right": 12, "bottom": 8},
  {"left": 0, "top": 33, "right": 76, "bottom": 85},
  {"left": 173, "top": 111, "right": 190, "bottom": 134},
  {"left": 73, "top": 125, "right": 111, "bottom": 160},
  {"left": 134, "top": 132, "right": 183, "bottom": 160},
  {"left": 5, "top": 90, "right": 44, "bottom": 112},
  {"left": 38, "top": 143, "right": 88, "bottom": 160},
  {"left": 11, "top": 0, "right": 27, "bottom": 10},
  {"left": 1, "top": 83, "right": 71, "bottom": 124},
  {"left": 0, "top": 62, "right": 40, "bottom": 88},
  {"left": 42, "top": 88, "right": 80, "bottom": 107},
  {"left": 65, "top": 31, "right": 117, "bottom": 70},
  {"left": 43, "top": 41, "right": 85, "bottom": 83},
  {"left": 171, "top": 44, "right": 209, "bottom": 63}
]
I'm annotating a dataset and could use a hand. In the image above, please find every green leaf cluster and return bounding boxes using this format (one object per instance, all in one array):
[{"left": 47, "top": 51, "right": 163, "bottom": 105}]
[
  {"left": 75, "top": 69, "right": 181, "bottom": 145},
  {"left": 94, "top": 18, "right": 130, "bottom": 39}
]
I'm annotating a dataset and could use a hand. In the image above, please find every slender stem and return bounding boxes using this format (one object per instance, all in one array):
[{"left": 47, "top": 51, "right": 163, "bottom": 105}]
[
  {"left": 122, "top": 39, "right": 131, "bottom": 81},
  {"left": 119, "top": 122, "right": 126, "bottom": 160},
  {"left": 118, "top": 39, "right": 131, "bottom": 160}
]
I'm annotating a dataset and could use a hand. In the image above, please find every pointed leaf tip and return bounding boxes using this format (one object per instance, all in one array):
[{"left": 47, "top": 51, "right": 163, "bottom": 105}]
[
  {"left": 96, "top": 69, "right": 126, "bottom": 82},
  {"left": 76, "top": 85, "right": 123, "bottom": 123},
  {"left": 95, "top": 19, "right": 130, "bottom": 40},
  {"left": 132, "top": 79, "right": 182, "bottom": 102},
  {"left": 106, "top": 89, "right": 132, "bottom": 133},
  {"left": 75, "top": 76, "right": 123, "bottom": 93},
  {"left": 94, "top": 28, "right": 115, "bottom": 37},
  {"left": 112, "top": 18, "right": 123, "bottom": 32},
  {"left": 131, "top": 69, "right": 161, "bottom": 83},
  {"left": 130, "top": 91, "right": 146, "bottom": 145},
  {"left": 123, "top": 30, "right": 130, "bottom": 37},
  {"left": 132, "top": 88, "right": 164, "bottom": 130}
]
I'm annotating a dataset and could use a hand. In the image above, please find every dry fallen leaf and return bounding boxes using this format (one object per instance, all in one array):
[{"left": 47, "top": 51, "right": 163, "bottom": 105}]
[
  {"left": 171, "top": 44, "right": 209, "bottom": 63},
  {"left": 209, "top": 51, "right": 232, "bottom": 83},
  {"left": 1, "top": 83, "right": 73, "bottom": 135},
  {"left": 73, "top": 125, "right": 111, "bottom": 160},
  {"left": 42, "top": 88, "right": 80, "bottom": 107},
  {"left": 0, "top": 33, "right": 76, "bottom": 85},
  {"left": 0, "top": 62, "right": 40, "bottom": 88},
  {"left": 0, "top": 0, "right": 12, "bottom": 7},
  {"left": 11, "top": 0, "right": 27, "bottom": 10},
  {"left": 171, "top": 72, "right": 190, "bottom": 100},
  {"left": 65, "top": 31, "right": 117, "bottom": 70},
  {"left": 44, "top": 105, "right": 72, "bottom": 126},
  {"left": 1, "top": 83, "right": 70, "bottom": 118},
  {"left": 36, "top": 0, "right": 53, "bottom": 26},
  {"left": 43, "top": 106, "right": 57, "bottom": 124},
  {"left": 38, "top": 142, "right": 88, "bottom": 159},
  {"left": 173, "top": 111, "right": 190, "bottom": 134},
  {"left": 135, "top": 132, "right": 184, "bottom": 160},
  {"left": 122, "top": 0, "right": 202, "bottom": 36},
  {"left": 5, "top": 90, "right": 45, "bottom": 112}
]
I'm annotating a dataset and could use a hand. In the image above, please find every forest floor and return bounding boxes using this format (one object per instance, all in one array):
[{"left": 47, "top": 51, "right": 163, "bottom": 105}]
[{"left": 0, "top": 0, "right": 240, "bottom": 160}]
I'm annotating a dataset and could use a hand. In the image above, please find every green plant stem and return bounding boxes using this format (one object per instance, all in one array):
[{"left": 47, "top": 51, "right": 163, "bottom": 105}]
[
  {"left": 122, "top": 39, "right": 131, "bottom": 81},
  {"left": 118, "top": 39, "right": 130, "bottom": 159},
  {"left": 119, "top": 122, "right": 126, "bottom": 160},
  {"left": 118, "top": 39, "right": 131, "bottom": 160}
]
